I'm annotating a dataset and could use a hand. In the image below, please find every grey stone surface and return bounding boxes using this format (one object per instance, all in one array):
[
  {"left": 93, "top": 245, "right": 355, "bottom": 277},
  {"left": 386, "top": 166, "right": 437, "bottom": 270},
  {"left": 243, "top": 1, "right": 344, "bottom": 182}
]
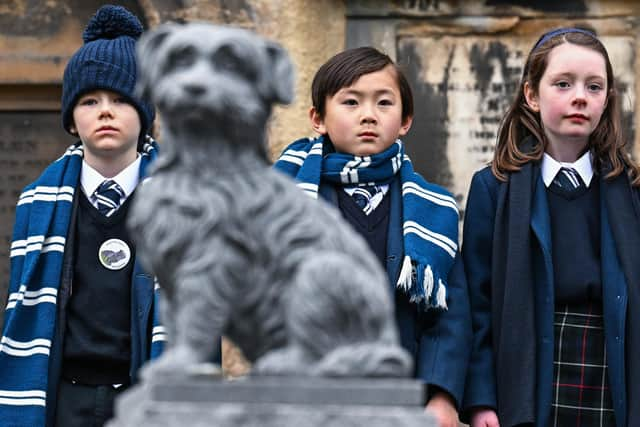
[
  {"left": 129, "top": 22, "right": 412, "bottom": 379},
  {"left": 108, "top": 376, "right": 437, "bottom": 427},
  {"left": 114, "top": 22, "right": 431, "bottom": 427},
  {"left": 136, "top": 375, "right": 425, "bottom": 406}
]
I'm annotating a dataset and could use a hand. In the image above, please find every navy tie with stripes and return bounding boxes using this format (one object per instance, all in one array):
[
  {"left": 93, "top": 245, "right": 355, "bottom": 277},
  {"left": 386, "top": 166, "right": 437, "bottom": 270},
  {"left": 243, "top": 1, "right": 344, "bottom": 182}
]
[
  {"left": 93, "top": 179, "right": 125, "bottom": 217},
  {"left": 351, "top": 185, "right": 381, "bottom": 215},
  {"left": 552, "top": 167, "right": 585, "bottom": 193}
]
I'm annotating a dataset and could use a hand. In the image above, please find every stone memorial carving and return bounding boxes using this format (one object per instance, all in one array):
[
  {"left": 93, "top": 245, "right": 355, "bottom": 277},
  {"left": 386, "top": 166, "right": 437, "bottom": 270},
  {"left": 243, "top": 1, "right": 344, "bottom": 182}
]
[
  {"left": 128, "top": 22, "right": 412, "bottom": 379},
  {"left": 110, "top": 23, "right": 435, "bottom": 427}
]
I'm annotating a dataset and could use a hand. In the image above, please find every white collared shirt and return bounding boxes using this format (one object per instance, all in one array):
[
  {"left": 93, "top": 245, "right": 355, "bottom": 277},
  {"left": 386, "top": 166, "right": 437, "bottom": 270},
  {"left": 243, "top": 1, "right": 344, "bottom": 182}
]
[
  {"left": 81, "top": 156, "right": 141, "bottom": 208},
  {"left": 541, "top": 151, "right": 594, "bottom": 188}
]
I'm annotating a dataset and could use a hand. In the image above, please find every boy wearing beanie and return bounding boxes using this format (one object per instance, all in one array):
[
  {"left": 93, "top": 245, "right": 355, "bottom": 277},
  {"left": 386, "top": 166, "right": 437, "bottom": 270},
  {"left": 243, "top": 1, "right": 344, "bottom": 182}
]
[{"left": 0, "top": 5, "right": 164, "bottom": 427}]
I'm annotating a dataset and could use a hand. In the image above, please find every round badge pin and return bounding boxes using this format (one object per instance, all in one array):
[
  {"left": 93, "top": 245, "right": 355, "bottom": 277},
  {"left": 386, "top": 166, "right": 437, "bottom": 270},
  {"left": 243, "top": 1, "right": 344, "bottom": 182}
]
[{"left": 98, "top": 239, "right": 131, "bottom": 270}]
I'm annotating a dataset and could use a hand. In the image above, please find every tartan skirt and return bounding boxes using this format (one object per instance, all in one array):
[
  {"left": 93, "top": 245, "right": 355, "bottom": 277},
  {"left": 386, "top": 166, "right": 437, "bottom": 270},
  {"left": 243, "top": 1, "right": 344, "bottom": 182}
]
[{"left": 551, "top": 302, "right": 616, "bottom": 427}]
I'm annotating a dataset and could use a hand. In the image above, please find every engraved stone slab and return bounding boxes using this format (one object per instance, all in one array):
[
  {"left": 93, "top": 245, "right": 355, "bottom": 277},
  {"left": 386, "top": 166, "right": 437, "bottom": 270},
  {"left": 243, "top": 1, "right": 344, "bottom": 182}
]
[
  {"left": 399, "top": 35, "right": 635, "bottom": 216},
  {"left": 107, "top": 376, "right": 436, "bottom": 427}
]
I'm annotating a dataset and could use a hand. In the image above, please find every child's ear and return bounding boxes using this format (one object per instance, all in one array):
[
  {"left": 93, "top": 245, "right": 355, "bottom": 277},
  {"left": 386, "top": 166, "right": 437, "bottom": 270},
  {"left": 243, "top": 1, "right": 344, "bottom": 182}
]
[
  {"left": 399, "top": 115, "right": 413, "bottom": 137},
  {"left": 69, "top": 124, "right": 78, "bottom": 136},
  {"left": 523, "top": 81, "right": 540, "bottom": 112},
  {"left": 309, "top": 107, "right": 327, "bottom": 135}
]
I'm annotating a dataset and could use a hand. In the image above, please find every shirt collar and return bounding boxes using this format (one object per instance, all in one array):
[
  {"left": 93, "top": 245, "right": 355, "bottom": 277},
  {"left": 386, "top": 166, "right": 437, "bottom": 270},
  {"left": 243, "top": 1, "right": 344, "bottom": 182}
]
[
  {"left": 541, "top": 151, "right": 594, "bottom": 188},
  {"left": 81, "top": 155, "right": 141, "bottom": 199}
]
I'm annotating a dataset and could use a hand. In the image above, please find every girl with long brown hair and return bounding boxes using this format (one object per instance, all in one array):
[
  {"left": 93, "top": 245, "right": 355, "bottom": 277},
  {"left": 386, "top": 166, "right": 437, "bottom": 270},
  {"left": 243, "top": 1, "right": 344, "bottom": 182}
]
[{"left": 462, "top": 28, "right": 640, "bottom": 427}]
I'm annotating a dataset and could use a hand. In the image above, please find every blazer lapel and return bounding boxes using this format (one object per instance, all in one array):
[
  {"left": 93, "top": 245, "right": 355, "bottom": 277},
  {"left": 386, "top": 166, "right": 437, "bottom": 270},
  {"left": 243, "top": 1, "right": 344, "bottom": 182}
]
[
  {"left": 604, "top": 173, "right": 640, "bottom": 289},
  {"left": 530, "top": 172, "right": 552, "bottom": 259},
  {"left": 387, "top": 176, "right": 403, "bottom": 289},
  {"left": 600, "top": 180, "right": 628, "bottom": 426}
]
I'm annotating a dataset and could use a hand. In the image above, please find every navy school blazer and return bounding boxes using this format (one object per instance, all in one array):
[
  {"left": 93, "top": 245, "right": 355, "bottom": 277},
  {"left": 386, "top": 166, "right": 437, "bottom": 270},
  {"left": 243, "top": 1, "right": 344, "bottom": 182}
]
[
  {"left": 45, "top": 189, "right": 159, "bottom": 427},
  {"left": 462, "top": 166, "right": 629, "bottom": 427},
  {"left": 319, "top": 175, "right": 472, "bottom": 408}
]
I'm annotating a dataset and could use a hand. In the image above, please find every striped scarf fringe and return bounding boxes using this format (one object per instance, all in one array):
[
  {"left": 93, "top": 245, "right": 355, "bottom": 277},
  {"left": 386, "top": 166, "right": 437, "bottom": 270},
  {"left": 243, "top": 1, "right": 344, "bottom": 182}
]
[
  {"left": 0, "top": 136, "right": 164, "bottom": 427},
  {"left": 274, "top": 135, "right": 459, "bottom": 310}
]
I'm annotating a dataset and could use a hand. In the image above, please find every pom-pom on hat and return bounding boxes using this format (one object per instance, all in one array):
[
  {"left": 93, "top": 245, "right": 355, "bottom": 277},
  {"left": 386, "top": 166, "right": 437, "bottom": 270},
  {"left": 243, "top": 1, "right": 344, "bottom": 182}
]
[{"left": 61, "top": 5, "right": 154, "bottom": 136}]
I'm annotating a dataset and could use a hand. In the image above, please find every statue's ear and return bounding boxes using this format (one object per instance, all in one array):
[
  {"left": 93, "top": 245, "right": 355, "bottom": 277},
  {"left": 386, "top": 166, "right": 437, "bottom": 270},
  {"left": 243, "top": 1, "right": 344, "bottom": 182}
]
[
  {"left": 264, "top": 41, "right": 295, "bottom": 105},
  {"left": 136, "top": 24, "right": 176, "bottom": 101}
]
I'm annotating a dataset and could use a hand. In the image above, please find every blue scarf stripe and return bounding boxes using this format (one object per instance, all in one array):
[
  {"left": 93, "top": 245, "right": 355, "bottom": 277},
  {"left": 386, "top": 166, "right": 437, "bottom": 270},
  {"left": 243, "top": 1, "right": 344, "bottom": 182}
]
[
  {"left": 0, "top": 138, "right": 162, "bottom": 426},
  {"left": 323, "top": 140, "right": 404, "bottom": 187},
  {"left": 152, "top": 326, "right": 167, "bottom": 343},
  {"left": 287, "top": 145, "right": 323, "bottom": 164},
  {"left": 150, "top": 279, "right": 166, "bottom": 358},
  {"left": 0, "top": 336, "right": 51, "bottom": 357},
  {"left": 279, "top": 152, "right": 306, "bottom": 166},
  {"left": 3, "top": 276, "right": 61, "bottom": 343},
  {"left": 402, "top": 182, "right": 459, "bottom": 213},
  {"left": 17, "top": 186, "right": 75, "bottom": 206},
  {"left": 5, "top": 286, "right": 58, "bottom": 310},
  {"left": 0, "top": 389, "right": 47, "bottom": 414},
  {"left": 53, "top": 144, "right": 84, "bottom": 161},
  {"left": 275, "top": 138, "right": 321, "bottom": 176},
  {"left": 273, "top": 136, "right": 459, "bottom": 311},
  {"left": 297, "top": 182, "right": 320, "bottom": 199},
  {"left": 10, "top": 236, "right": 66, "bottom": 258},
  {"left": 392, "top": 153, "right": 402, "bottom": 172},
  {"left": 403, "top": 221, "right": 457, "bottom": 257},
  {"left": 0, "top": 144, "right": 81, "bottom": 423}
]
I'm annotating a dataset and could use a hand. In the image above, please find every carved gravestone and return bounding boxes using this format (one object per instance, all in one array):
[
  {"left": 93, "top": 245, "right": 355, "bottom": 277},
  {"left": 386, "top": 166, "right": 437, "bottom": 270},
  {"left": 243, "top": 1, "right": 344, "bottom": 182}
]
[{"left": 108, "top": 23, "right": 435, "bottom": 427}]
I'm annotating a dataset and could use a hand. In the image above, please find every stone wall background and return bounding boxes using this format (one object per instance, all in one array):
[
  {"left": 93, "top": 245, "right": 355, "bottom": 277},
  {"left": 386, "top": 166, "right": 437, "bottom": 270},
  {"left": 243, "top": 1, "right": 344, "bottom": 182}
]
[
  {"left": 346, "top": 0, "right": 639, "bottom": 221},
  {"left": 1, "top": 0, "right": 639, "bottom": 379}
]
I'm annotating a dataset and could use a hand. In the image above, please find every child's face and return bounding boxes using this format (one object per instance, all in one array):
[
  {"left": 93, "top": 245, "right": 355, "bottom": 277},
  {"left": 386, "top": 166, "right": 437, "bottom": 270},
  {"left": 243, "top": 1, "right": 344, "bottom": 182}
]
[
  {"left": 524, "top": 43, "right": 607, "bottom": 159},
  {"left": 71, "top": 89, "right": 141, "bottom": 166},
  {"left": 310, "top": 65, "right": 412, "bottom": 157}
]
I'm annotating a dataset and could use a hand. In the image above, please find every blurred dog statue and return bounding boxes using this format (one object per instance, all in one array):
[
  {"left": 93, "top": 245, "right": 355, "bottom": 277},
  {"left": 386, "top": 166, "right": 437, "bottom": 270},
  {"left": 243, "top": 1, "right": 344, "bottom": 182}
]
[{"left": 130, "top": 23, "right": 412, "bottom": 378}]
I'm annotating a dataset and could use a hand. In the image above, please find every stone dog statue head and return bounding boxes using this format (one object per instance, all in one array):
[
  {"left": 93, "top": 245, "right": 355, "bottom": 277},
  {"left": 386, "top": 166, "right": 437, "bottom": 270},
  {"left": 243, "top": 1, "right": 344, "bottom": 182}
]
[
  {"left": 136, "top": 23, "right": 294, "bottom": 149},
  {"left": 128, "top": 23, "right": 413, "bottom": 380}
]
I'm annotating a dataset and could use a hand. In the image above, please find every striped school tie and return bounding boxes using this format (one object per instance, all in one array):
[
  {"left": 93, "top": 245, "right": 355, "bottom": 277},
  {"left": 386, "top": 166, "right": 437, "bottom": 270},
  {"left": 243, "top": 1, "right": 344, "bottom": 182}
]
[
  {"left": 93, "top": 179, "right": 125, "bottom": 217},
  {"left": 552, "top": 167, "right": 585, "bottom": 193},
  {"left": 351, "top": 185, "right": 381, "bottom": 215}
]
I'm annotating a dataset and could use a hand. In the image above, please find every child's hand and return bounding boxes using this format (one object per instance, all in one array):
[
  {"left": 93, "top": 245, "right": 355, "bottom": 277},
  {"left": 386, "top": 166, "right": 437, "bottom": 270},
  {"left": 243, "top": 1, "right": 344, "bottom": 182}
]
[
  {"left": 470, "top": 407, "right": 500, "bottom": 427},
  {"left": 425, "top": 391, "right": 459, "bottom": 427}
]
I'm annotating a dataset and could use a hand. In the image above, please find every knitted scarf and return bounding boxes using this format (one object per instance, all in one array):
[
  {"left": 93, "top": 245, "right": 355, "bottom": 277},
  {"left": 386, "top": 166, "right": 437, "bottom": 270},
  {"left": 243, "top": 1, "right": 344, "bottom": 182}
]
[
  {"left": 274, "top": 136, "right": 459, "bottom": 310},
  {"left": 0, "top": 138, "right": 163, "bottom": 427}
]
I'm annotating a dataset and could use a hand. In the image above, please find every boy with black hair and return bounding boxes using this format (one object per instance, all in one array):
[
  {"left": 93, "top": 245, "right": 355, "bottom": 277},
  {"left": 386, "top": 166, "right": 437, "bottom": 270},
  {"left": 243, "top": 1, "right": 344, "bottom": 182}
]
[
  {"left": 0, "top": 5, "right": 164, "bottom": 427},
  {"left": 274, "top": 46, "right": 471, "bottom": 427}
]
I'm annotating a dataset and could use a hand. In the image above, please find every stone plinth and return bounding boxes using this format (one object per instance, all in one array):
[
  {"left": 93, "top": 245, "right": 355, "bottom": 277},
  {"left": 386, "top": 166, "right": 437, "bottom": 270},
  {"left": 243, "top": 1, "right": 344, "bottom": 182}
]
[{"left": 107, "top": 375, "right": 436, "bottom": 427}]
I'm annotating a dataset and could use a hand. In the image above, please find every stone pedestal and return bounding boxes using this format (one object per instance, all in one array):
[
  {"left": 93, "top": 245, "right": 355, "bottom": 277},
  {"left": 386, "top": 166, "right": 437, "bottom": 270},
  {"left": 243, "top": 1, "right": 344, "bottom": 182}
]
[{"left": 108, "top": 375, "right": 436, "bottom": 427}]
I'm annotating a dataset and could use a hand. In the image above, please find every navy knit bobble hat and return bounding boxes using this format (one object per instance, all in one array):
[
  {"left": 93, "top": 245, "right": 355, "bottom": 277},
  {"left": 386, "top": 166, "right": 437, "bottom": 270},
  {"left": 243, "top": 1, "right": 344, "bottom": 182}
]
[{"left": 61, "top": 5, "right": 155, "bottom": 136}]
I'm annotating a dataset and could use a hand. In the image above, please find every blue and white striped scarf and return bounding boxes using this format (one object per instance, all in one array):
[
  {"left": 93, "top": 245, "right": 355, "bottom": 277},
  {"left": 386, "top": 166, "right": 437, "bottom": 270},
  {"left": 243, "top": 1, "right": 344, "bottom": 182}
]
[
  {"left": 0, "top": 138, "right": 164, "bottom": 427},
  {"left": 274, "top": 136, "right": 459, "bottom": 310}
]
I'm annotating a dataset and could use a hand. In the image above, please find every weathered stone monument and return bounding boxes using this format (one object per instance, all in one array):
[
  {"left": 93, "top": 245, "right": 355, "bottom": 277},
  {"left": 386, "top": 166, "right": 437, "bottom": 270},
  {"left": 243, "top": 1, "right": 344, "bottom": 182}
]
[
  {"left": 110, "top": 376, "right": 430, "bottom": 426},
  {"left": 108, "top": 23, "right": 435, "bottom": 426}
]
